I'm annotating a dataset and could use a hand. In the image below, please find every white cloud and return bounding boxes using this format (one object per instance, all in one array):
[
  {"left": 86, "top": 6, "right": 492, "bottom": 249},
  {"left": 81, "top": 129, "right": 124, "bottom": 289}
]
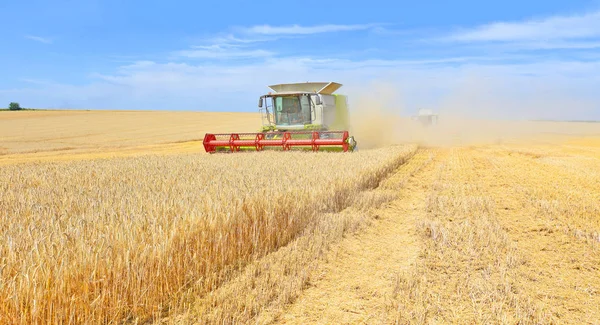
[
  {"left": 4, "top": 57, "right": 600, "bottom": 121},
  {"left": 19, "top": 78, "right": 57, "bottom": 85},
  {"left": 243, "top": 23, "right": 377, "bottom": 35},
  {"left": 204, "top": 33, "right": 276, "bottom": 45},
  {"left": 24, "top": 35, "right": 53, "bottom": 44},
  {"left": 510, "top": 40, "right": 600, "bottom": 50},
  {"left": 448, "top": 10, "right": 600, "bottom": 42},
  {"left": 174, "top": 32, "right": 277, "bottom": 60},
  {"left": 175, "top": 47, "right": 273, "bottom": 59},
  {"left": 172, "top": 23, "right": 380, "bottom": 60}
]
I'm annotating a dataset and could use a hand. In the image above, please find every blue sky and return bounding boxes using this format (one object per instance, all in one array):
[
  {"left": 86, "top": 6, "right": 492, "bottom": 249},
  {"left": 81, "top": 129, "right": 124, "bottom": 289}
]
[{"left": 2, "top": 0, "right": 600, "bottom": 120}]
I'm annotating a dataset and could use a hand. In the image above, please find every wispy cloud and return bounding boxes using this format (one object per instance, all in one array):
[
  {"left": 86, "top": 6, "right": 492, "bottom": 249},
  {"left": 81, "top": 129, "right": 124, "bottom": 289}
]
[
  {"left": 243, "top": 23, "right": 378, "bottom": 35},
  {"left": 174, "top": 32, "right": 276, "bottom": 60},
  {"left": 205, "top": 33, "right": 276, "bottom": 44},
  {"left": 174, "top": 23, "right": 379, "bottom": 60},
  {"left": 19, "top": 78, "right": 57, "bottom": 85},
  {"left": 175, "top": 46, "right": 273, "bottom": 59},
  {"left": 508, "top": 40, "right": 600, "bottom": 50},
  {"left": 172, "top": 42, "right": 274, "bottom": 59},
  {"left": 24, "top": 35, "right": 53, "bottom": 44},
  {"left": 448, "top": 10, "right": 600, "bottom": 42}
]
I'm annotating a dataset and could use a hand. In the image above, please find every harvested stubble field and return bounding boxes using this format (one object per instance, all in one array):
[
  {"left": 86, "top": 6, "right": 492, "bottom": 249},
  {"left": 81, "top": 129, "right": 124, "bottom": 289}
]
[{"left": 1, "top": 110, "right": 600, "bottom": 324}]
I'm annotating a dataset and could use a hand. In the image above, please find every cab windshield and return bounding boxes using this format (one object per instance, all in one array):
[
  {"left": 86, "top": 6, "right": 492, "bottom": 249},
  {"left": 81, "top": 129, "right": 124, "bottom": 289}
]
[{"left": 273, "top": 95, "right": 311, "bottom": 125}]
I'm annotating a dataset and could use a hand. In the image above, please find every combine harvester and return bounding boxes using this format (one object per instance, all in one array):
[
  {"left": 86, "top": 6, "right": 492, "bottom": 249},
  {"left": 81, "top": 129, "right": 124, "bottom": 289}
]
[
  {"left": 412, "top": 109, "right": 439, "bottom": 127},
  {"left": 203, "top": 81, "right": 358, "bottom": 153}
]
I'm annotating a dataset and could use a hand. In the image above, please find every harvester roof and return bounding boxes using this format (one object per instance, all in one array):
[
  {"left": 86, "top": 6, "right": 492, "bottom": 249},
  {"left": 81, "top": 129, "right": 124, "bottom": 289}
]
[
  {"left": 418, "top": 109, "right": 437, "bottom": 116},
  {"left": 268, "top": 82, "right": 342, "bottom": 95}
]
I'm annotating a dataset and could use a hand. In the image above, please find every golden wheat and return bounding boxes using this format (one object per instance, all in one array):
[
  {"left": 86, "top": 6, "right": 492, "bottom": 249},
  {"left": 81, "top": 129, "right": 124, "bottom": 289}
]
[
  {"left": 0, "top": 110, "right": 260, "bottom": 155},
  {"left": 0, "top": 145, "right": 417, "bottom": 324}
]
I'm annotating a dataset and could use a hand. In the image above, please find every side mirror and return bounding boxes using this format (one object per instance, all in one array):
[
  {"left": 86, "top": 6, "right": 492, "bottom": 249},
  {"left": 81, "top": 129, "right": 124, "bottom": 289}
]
[
  {"left": 258, "top": 97, "right": 263, "bottom": 108},
  {"left": 314, "top": 95, "right": 321, "bottom": 105}
]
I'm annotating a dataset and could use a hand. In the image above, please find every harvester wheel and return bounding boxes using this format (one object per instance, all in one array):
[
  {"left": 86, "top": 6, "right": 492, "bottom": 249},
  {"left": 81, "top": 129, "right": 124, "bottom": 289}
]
[{"left": 347, "top": 136, "right": 357, "bottom": 152}]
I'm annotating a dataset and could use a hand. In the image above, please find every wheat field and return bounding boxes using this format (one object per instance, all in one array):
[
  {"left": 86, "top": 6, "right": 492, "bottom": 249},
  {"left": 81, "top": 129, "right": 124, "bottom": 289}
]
[
  {"left": 0, "top": 110, "right": 417, "bottom": 323},
  {"left": 0, "top": 110, "right": 260, "bottom": 165},
  {"left": 1, "top": 110, "right": 600, "bottom": 324}
]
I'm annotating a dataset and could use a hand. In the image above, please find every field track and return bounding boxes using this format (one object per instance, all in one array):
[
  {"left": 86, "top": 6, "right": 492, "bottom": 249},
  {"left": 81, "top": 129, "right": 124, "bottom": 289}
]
[{"left": 275, "top": 149, "right": 438, "bottom": 324}]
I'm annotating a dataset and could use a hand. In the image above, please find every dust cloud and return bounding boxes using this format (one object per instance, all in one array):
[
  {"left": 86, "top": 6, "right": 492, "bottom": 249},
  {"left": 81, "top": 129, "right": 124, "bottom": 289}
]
[
  {"left": 348, "top": 79, "right": 600, "bottom": 149},
  {"left": 347, "top": 81, "right": 405, "bottom": 150}
]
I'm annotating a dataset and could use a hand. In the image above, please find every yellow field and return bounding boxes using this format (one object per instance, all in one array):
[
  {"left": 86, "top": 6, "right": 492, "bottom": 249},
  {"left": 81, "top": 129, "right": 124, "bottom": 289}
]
[
  {"left": 0, "top": 110, "right": 259, "bottom": 164},
  {"left": 1, "top": 110, "right": 599, "bottom": 324},
  {"left": 391, "top": 144, "right": 600, "bottom": 324}
]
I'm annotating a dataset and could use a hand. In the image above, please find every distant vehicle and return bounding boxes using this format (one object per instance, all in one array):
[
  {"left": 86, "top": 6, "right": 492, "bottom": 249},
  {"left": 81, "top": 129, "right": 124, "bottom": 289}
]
[{"left": 413, "top": 109, "right": 439, "bottom": 126}]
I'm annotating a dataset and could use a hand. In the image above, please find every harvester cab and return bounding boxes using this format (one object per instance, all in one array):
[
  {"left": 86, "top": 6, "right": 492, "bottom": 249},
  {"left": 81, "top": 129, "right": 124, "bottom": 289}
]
[
  {"left": 203, "top": 82, "right": 358, "bottom": 153},
  {"left": 258, "top": 82, "right": 349, "bottom": 132}
]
